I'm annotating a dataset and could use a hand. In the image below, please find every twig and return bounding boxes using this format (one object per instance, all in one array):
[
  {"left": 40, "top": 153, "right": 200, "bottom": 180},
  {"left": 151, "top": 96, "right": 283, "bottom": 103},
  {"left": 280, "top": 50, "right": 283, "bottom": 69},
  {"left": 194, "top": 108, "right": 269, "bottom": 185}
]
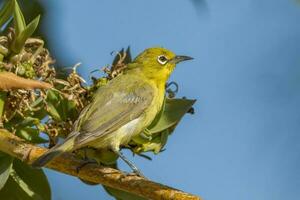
[
  {"left": 0, "top": 129, "right": 201, "bottom": 200},
  {"left": 0, "top": 72, "right": 52, "bottom": 90}
]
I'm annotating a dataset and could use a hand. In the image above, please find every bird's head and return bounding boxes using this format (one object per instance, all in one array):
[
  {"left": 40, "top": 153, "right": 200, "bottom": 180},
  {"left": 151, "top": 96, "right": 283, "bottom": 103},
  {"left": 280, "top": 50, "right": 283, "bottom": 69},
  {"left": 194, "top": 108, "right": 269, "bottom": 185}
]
[{"left": 126, "top": 47, "right": 193, "bottom": 83}]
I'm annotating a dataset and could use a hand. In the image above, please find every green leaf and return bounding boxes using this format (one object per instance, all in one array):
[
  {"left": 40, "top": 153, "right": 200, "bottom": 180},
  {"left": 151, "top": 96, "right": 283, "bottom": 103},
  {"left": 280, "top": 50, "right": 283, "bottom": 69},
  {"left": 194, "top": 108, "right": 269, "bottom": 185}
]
[
  {"left": 62, "top": 97, "right": 78, "bottom": 120},
  {"left": 158, "top": 129, "right": 169, "bottom": 152},
  {"left": 16, "top": 117, "right": 39, "bottom": 127},
  {"left": 11, "top": 15, "right": 40, "bottom": 53},
  {"left": 12, "top": 117, "right": 47, "bottom": 144},
  {"left": 0, "top": 160, "right": 51, "bottom": 200},
  {"left": 0, "top": 176, "right": 29, "bottom": 200},
  {"left": 0, "top": 0, "right": 14, "bottom": 29},
  {"left": 19, "top": 97, "right": 47, "bottom": 120},
  {"left": 13, "top": 0, "right": 26, "bottom": 35},
  {"left": 29, "top": 96, "right": 44, "bottom": 108},
  {"left": 46, "top": 89, "right": 59, "bottom": 103},
  {"left": 131, "top": 98, "right": 196, "bottom": 153},
  {"left": 46, "top": 102, "right": 62, "bottom": 121},
  {"left": 147, "top": 98, "right": 196, "bottom": 134},
  {"left": 133, "top": 129, "right": 170, "bottom": 154},
  {"left": 45, "top": 90, "right": 63, "bottom": 120},
  {"left": 0, "top": 152, "right": 13, "bottom": 190},
  {"left": 0, "top": 91, "right": 7, "bottom": 117},
  {"left": 31, "top": 108, "right": 48, "bottom": 121},
  {"left": 15, "top": 127, "right": 48, "bottom": 144},
  {"left": 45, "top": 90, "right": 78, "bottom": 121}
]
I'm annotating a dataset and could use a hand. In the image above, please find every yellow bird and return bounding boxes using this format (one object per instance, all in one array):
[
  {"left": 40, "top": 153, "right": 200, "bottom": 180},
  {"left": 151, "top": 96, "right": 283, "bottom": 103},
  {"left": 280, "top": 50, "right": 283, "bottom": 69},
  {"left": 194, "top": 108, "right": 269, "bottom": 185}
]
[{"left": 32, "top": 47, "right": 193, "bottom": 175}]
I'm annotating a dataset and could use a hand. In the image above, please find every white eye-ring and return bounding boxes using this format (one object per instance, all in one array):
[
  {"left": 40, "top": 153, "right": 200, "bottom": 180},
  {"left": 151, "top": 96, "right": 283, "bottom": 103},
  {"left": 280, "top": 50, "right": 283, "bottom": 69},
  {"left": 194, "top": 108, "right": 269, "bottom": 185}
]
[{"left": 157, "top": 55, "right": 168, "bottom": 65}]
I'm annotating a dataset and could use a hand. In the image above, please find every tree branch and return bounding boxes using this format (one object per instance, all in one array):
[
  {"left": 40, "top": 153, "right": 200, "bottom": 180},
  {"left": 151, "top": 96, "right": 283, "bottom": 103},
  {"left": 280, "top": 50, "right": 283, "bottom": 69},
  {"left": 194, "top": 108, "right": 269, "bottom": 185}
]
[
  {"left": 0, "top": 129, "right": 201, "bottom": 200},
  {"left": 0, "top": 72, "right": 52, "bottom": 90}
]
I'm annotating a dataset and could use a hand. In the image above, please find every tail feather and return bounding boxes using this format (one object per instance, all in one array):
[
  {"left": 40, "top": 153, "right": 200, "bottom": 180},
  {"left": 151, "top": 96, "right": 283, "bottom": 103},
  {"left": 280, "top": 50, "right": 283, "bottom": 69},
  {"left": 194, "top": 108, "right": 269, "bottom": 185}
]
[
  {"left": 32, "top": 148, "right": 63, "bottom": 168},
  {"left": 32, "top": 135, "right": 76, "bottom": 168}
]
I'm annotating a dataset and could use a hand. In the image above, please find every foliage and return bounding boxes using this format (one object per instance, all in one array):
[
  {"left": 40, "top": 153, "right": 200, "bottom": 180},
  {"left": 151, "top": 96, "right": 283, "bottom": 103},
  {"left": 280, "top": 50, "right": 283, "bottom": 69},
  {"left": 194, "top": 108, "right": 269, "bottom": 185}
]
[
  {"left": 0, "top": 152, "right": 13, "bottom": 190},
  {"left": 0, "top": 159, "right": 51, "bottom": 200},
  {"left": 0, "top": 1, "right": 196, "bottom": 200}
]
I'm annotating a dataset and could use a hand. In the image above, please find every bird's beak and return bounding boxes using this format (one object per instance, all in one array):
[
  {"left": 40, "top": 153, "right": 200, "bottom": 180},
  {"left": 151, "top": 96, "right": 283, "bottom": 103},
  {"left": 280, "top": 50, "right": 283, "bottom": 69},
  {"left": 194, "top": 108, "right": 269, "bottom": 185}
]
[{"left": 170, "top": 55, "right": 194, "bottom": 64}]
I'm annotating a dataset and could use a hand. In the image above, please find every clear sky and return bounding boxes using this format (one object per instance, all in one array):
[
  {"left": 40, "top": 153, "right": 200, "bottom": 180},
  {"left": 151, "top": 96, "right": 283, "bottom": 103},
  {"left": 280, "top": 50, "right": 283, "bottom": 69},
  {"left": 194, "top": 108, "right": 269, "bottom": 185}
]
[{"left": 38, "top": 0, "right": 300, "bottom": 199}]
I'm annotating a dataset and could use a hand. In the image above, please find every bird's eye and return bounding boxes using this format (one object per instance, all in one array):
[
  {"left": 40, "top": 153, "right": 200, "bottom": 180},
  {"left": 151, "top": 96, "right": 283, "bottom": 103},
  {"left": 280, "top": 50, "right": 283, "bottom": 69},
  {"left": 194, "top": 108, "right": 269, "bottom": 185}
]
[{"left": 157, "top": 55, "right": 168, "bottom": 65}]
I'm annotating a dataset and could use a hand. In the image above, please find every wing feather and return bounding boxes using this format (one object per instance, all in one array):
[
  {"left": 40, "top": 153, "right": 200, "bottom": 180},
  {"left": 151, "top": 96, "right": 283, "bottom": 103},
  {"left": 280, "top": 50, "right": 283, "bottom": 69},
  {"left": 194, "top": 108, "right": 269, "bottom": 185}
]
[{"left": 72, "top": 75, "right": 154, "bottom": 148}]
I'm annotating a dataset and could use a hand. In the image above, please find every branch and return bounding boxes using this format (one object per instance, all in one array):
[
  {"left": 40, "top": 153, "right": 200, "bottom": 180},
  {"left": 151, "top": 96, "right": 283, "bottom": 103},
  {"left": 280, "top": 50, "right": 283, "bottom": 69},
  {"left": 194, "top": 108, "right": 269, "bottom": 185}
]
[
  {"left": 0, "top": 72, "right": 52, "bottom": 90},
  {"left": 0, "top": 129, "right": 201, "bottom": 200}
]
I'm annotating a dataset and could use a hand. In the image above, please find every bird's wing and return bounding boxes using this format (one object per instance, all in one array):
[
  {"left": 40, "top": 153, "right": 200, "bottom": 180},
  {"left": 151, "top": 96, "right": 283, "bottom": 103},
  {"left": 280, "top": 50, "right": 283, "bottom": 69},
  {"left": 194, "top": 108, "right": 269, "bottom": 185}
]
[{"left": 73, "top": 76, "right": 155, "bottom": 147}]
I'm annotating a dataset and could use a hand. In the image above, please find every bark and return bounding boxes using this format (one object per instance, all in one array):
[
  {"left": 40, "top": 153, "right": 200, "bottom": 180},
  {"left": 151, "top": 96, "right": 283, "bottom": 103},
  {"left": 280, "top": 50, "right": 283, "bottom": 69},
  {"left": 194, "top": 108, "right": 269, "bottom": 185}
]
[{"left": 0, "top": 72, "right": 52, "bottom": 90}]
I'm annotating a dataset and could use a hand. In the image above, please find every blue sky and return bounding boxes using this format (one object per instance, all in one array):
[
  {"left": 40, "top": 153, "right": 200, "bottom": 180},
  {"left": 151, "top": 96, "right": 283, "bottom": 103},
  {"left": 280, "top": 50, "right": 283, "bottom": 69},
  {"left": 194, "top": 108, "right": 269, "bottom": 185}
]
[{"left": 38, "top": 0, "right": 300, "bottom": 199}]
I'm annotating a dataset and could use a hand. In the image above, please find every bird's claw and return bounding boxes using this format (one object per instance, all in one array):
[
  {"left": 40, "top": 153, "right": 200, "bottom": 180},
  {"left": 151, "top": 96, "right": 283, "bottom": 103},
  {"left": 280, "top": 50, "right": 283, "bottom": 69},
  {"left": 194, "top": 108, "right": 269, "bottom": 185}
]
[
  {"left": 121, "top": 170, "right": 146, "bottom": 179},
  {"left": 132, "top": 169, "right": 146, "bottom": 178},
  {"left": 76, "top": 160, "right": 98, "bottom": 174}
]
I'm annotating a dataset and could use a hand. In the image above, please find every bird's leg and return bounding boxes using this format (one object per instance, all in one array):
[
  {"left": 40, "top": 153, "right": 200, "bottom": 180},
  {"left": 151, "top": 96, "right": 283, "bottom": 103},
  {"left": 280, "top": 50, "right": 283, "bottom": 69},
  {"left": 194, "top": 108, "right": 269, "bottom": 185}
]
[
  {"left": 76, "top": 161, "right": 97, "bottom": 174},
  {"left": 112, "top": 149, "right": 144, "bottom": 177},
  {"left": 76, "top": 149, "right": 97, "bottom": 173}
]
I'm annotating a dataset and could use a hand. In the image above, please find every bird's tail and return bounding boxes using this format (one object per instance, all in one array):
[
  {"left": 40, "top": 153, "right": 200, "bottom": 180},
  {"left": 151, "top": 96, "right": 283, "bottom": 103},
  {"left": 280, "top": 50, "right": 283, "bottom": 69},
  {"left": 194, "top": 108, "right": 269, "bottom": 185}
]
[{"left": 32, "top": 135, "right": 76, "bottom": 168}]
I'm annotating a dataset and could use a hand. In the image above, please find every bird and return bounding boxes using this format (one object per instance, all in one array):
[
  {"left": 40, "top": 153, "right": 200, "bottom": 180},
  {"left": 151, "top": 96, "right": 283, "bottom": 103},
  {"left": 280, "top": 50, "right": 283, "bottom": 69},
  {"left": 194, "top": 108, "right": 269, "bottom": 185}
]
[{"left": 32, "top": 47, "right": 193, "bottom": 175}]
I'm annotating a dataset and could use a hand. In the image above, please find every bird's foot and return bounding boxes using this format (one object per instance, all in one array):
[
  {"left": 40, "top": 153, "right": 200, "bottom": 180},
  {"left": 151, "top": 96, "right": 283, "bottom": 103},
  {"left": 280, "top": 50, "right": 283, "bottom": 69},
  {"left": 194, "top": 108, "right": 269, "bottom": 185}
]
[
  {"left": 123, "top": 168, "right": 146, "bottom": 179},
  {"left": 131, "top": 167, "right": 145, "bottom": 178},
  {"left": 76, "top": 160, "right": 98, "bottom": 174}
]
